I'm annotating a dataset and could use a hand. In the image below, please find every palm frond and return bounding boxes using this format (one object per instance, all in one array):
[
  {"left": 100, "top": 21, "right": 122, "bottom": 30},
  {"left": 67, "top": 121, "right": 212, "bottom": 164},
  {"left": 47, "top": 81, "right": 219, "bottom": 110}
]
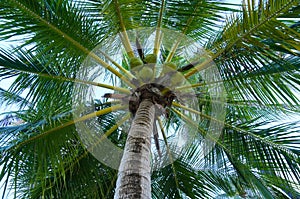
[
  {"left": 0, "top": 87, "right": 30, "bottom": 109},
  {"left": 0, "top": 0, "right": 133, "bottom": 82},
  {"left": 173, "top": 104, "right": 300, "bottom": 197},
  {"left": 0, "top": 99, "right": 128, "bottom": 198},
  {"left": 0, "top": 0, "right": 101, "bottom": 52}
]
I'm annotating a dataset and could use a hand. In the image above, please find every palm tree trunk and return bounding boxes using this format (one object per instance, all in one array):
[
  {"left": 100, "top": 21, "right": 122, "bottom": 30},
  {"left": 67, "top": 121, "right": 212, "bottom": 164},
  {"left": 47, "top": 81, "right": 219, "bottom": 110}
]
[{"left": 114, "top": 99, "right": 155, "bottom": 199}]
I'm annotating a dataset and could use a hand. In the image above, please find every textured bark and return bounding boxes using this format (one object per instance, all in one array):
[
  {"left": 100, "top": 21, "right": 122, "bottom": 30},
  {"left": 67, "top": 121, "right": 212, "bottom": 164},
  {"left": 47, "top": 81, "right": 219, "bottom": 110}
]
[{"left": 114, "top": 99, "right": 155, "bottom": 199}]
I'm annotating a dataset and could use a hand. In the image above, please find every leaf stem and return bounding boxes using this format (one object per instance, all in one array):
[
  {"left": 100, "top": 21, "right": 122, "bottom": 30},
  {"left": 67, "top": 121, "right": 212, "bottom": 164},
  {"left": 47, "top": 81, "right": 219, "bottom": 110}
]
[
  {"left": 114, "top": 0, "right": 135, "bottom": 58},
  {"left": 15, "top": 104, "right": 127, "bottom": 148},
  {"left": 185, "top": 0, "right": 297, "bottom": 78},
  {"left": 172, "top": 102, "right": 296, "bottom": 155},
  {"left": 153, "top": 0, "right": 166, "bottom": 55},
  {"left": 12, "top": 0, "right": 134, "bottom": 87},
  {"left": 165, "top": 2, "right": 199, "bottom": 62},
  {"left": 157, "top": 117, "right": 180, "bottom": 192}
]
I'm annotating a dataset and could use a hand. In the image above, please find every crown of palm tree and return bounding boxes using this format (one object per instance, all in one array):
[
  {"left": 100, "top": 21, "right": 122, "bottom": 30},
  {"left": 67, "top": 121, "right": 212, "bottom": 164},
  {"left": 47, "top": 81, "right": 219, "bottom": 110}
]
[{"left": 0, "top": 0, "right": 300, "bottom": 198}]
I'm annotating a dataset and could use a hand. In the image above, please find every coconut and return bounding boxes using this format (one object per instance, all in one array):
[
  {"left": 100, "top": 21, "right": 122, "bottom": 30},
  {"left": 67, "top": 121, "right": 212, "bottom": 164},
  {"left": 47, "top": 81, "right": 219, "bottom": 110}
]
[
  {"left": 144, "top": 54, "right": 157, "bottom": 64},
  {"left": 161, "top": 62, "right": 177, "bottom": 74},
  {"left": 138, "top": 66, "right": 154, "bottom": 81},
  {"left": 129, "top": 57, "right": 143, "bottom": 69}
]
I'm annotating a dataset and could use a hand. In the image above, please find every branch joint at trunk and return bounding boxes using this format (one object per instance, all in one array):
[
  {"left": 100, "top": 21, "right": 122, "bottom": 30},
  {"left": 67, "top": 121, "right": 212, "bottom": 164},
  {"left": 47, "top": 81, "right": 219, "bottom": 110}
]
[{"left": 128, "top": 83, "right": 176, "bottom": 117}]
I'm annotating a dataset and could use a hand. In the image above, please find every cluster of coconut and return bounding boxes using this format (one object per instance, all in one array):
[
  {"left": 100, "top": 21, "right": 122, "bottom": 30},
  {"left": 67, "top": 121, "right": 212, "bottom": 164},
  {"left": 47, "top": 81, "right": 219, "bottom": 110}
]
[{"left": 129, "top": 54, "right": 184, "bottom": 87}]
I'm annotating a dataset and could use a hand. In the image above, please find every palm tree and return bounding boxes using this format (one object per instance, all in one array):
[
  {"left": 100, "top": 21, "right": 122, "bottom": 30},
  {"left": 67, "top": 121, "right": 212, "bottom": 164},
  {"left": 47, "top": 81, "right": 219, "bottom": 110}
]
[{"left": 0, "top": 0, "right": 300, "bottom": 198}]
